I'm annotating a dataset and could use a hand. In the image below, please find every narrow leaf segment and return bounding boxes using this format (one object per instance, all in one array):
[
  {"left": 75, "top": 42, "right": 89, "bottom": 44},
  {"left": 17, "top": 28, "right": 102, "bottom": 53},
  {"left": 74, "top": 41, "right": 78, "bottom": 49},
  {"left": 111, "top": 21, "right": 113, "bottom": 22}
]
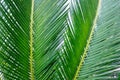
[
  {"left": 29, "top": 0, "right": 34, "bottom": 80},
  {"left": 73, "top": 0, "right": 101, "bottom": 80}
]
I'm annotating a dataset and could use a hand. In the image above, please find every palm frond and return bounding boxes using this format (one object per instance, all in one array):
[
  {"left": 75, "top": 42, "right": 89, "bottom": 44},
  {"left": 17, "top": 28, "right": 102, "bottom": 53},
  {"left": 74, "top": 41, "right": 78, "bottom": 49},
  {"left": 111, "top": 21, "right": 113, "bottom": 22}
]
[
  {"left": 33, "top": 0, "right": 68, "bottom": 79},
  {"left": 0, "top": 0, "right": 31, "bottom": 79},
  {"left": 0, "top": 0, "right": 120, "bottom": 80},
  {"left": 0, "top": 0, "right": 68, "bottom": 79},
  {"left": 54, "top": 0, "right": 99, "bottom": 80},
  {"left": 78, "top": 0, "right": 120, "bottom": 80}
]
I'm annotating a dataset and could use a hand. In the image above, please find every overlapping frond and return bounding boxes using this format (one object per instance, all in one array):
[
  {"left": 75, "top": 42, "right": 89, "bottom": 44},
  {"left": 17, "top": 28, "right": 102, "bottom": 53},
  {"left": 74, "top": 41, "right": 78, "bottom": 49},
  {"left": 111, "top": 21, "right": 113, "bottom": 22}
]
[
  {"left": 79, "top": 0, "right": 120, "bottom": 80},
  {"left": 33, "top": 0, "right": 68, "bottom": 79},
  {"left": 0, "top": 0, "right": 120, "bottom": 80},
  {"left": 55, "top": 0, "right": 99, "bottom": 80},
  {"left": 0, "top": 0, "right": 69, "bottom": 80},
  {"left": 0, "top": 0, "right": 31, "bottom": 79}
]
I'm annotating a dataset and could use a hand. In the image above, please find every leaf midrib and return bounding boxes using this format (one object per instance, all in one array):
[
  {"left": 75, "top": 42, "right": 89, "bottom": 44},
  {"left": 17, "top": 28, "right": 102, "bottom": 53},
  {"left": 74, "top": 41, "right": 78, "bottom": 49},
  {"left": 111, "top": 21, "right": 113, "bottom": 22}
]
[
  {"left": 29, "top": 0, "right": 34, "bottom": 80},
  {"left": 73, "top": 0, "right": 101, "bottom": 80}
]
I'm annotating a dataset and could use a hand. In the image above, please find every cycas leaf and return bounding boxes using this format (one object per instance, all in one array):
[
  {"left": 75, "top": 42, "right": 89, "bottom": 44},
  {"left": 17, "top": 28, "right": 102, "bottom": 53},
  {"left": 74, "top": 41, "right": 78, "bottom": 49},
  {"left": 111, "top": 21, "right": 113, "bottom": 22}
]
[
  {"left": 33, "top": 0, "right": 68, "bottom": 80},
  {"left": 78, "top": 0, "right": 120, "bottom": 80},
  {"left": 55, "top": 0, "right": 99, "bottom": 80},
  {"left": 0, "top": 0, "right": 31, "bottom": 79},
  {"left": 0, "top": 0, "right": 68, "bottom": 80},
  {"left": 0, "top": 0, "right": 120, "bottom": 80}
]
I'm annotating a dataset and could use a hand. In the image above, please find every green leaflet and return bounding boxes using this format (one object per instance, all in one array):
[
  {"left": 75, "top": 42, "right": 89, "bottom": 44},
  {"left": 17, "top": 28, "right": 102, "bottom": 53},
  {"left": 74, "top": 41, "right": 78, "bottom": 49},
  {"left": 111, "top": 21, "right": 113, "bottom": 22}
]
[
  {"left": 33, "top": 0, "right": 68, "bottom": 79},
  {"left": 0, "top": 0, "right": 31, "bottom": 79}
]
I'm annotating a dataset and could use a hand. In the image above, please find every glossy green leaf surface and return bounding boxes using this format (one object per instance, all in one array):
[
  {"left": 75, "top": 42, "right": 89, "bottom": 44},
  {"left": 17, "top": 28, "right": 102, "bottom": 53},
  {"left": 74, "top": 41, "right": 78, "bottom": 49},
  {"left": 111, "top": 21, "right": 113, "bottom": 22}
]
[
  {"left": 55, "top": 0, "right": 98, "bottom": 80},
  {"left": 79, "top": 0, "right": 120, "bottom": 80},
  {"left": 0, "top": 0, "right": 31, "bottom": 79},
  {"left": 0, "top": 0, "right": 120, "bottom": 80},
  {"left": 0, "top": 0, "right": 68, "bottom": 79}
]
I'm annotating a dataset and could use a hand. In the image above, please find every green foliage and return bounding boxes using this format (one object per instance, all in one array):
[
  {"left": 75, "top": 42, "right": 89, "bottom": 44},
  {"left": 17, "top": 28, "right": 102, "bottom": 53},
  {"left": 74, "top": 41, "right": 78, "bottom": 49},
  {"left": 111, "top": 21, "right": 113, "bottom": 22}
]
[
  {"left": 0, "top": 0, "right": 120, "bottom": 80},
  {"left": 79, "top": 0, "right": 120, "bottom": 79}
]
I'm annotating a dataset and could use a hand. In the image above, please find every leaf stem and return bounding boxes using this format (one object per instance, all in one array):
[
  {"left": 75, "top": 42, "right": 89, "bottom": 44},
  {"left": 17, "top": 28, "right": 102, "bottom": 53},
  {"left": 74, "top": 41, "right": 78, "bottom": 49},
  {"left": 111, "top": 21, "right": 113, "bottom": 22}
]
[
  {"left": 73, "top": 0, "right": 101, "bottom": 80},
  {"left": 29, "top": 0, "right": 34, "bottom": 80}
]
